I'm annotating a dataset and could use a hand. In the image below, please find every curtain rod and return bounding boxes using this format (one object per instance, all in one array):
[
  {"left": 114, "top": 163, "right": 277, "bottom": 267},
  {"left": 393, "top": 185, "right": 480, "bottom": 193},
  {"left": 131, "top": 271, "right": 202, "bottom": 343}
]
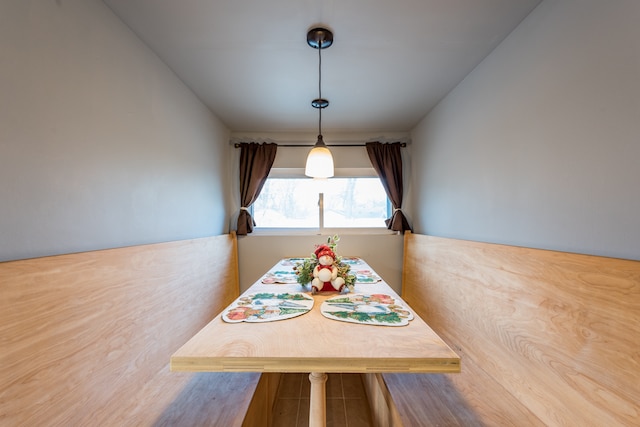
[{"left": 233, "top": 142, "right": 407, "bottom": 148}]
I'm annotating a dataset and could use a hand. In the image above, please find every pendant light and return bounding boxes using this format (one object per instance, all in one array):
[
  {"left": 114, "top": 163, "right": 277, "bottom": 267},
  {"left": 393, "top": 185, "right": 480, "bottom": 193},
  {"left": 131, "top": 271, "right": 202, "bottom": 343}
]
[{"left": 305, "top": 27, "right": 334, "bottom": 178}]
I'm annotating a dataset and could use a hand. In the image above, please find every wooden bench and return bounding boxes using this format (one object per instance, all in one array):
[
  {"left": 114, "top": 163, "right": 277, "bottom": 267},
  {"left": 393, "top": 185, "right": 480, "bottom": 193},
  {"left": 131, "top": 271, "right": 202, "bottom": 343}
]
[
  {"left": 0, "top": 232, "right": 275, "bottom": 426},
  {"left": 365, "top": 232, "right": 639, "bottom": 426}
]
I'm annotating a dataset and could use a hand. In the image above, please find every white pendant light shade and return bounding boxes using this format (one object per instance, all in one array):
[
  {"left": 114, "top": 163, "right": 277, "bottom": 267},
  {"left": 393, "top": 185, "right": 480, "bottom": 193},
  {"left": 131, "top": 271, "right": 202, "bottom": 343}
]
[{"left": 305, "top": 143, "right": 334, "bottom": 178}]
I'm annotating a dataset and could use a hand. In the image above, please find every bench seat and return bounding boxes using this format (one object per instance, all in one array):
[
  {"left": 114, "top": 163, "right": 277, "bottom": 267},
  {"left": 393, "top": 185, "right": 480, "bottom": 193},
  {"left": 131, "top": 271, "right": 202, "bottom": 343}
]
[
  {"left": 0, "top": 233, "right": 273, "bottom": 426},
  {"left": 369, "top": 232, "right": 639, "bottom": 427},
  {"left": 380, "top": 358, "right": 543, "bottom": 426},
  {"left": 106, "top": 370, "right": 263, "bottom": 427}
]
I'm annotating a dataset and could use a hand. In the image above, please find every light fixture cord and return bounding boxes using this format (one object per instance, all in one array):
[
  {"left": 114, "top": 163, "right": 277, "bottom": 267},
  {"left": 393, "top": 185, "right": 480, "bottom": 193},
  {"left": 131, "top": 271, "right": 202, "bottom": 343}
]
[
  {"left": 318, "top": 102, "right": 322, "bottom": 137},
  {"left": 318, "top": 41, "right": 322, "bottom": 136}
]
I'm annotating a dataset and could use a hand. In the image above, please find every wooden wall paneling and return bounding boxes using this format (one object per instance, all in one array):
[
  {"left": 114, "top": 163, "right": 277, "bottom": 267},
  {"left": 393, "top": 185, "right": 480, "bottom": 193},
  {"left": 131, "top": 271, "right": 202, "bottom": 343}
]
[
  {"left": 0, "top": 233, "right": 239, "bottom": 426},
  {"left": 401, "top": 233, "right": 640, "bottom": 426}
]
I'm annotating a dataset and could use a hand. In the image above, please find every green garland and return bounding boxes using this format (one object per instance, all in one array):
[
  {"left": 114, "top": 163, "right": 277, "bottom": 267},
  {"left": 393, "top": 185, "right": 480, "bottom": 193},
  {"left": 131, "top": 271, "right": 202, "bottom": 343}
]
[
  {"left": 293, "top": 235, "right": 356, "bottom": 291},
  {"left": 293, "top": 256, "right": 318, "bottom": 286},
  {"left": 327, "top": 311, "right": 402, "bottom": 324}
]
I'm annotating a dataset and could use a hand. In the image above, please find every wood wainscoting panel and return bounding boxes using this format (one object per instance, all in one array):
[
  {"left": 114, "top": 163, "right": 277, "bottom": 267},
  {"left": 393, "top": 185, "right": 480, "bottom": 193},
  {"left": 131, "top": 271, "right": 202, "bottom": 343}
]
[
  {"left": 401, "top": 232, "right": 639, "bottom": 427},
  {"left": 0, "top": 233, "right": 239, "bottom": 426}
]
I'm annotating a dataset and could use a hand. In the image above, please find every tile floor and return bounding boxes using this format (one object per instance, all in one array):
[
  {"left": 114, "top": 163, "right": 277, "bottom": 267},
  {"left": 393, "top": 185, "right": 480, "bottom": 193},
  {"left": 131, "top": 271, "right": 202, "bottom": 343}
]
[{"left": 271, "top": 373, "right": 373, "bottom": 427}]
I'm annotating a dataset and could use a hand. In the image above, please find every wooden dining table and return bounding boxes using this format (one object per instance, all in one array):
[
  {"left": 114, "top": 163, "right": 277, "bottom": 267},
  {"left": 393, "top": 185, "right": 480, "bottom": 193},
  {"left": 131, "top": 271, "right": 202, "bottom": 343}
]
[{"left": 171, "top": 258, "right": 460, "bottom": 427}]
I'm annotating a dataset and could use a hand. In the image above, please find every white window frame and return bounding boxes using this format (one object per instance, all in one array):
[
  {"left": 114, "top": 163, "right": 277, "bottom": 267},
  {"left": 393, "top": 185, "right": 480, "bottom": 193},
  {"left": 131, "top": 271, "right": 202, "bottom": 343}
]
[{"left": 249, "top": 167, "right": 394, "bottom": 236}]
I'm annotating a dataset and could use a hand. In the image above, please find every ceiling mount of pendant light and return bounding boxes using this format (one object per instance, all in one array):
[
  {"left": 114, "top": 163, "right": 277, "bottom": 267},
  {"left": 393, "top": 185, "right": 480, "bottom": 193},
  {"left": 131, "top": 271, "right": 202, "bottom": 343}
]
[{"left": 305, "top": 27, "right": 335, "bottom": 179}]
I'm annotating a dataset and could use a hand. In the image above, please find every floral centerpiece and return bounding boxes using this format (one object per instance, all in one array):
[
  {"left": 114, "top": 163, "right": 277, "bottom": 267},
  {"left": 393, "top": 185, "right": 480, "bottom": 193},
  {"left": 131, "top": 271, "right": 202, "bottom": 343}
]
[{"left": 294, "top": 235, "right": 356, "bottom": 293}]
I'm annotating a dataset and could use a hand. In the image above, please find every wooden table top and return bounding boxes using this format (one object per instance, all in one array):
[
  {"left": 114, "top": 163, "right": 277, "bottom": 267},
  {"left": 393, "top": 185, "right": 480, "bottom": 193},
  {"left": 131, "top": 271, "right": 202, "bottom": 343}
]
[{"left": 170, "top": 259, "right": 460, "bottom": 374}]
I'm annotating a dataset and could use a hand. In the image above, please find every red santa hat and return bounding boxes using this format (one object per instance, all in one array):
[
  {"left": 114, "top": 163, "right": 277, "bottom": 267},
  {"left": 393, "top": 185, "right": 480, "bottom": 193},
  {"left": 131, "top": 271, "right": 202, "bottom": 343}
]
[{"left": 315, "top": 245, "right": 335, "bottom": 259}]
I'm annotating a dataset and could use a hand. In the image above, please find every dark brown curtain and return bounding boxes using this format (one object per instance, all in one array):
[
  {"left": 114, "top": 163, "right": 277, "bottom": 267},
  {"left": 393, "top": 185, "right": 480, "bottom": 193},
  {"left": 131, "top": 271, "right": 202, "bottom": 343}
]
[
  {"left": 237, "top": 142, "right": 277, "bottom": 235},
  {"left": 366, "top": 142, "right": 411, "bottom": 232}
]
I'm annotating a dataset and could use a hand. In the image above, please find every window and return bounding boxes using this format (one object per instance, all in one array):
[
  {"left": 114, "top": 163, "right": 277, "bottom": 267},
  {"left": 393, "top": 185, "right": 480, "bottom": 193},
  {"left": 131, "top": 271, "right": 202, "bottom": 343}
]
[{"left": 252, "top": 177, "right": 389, "bottom": 230}]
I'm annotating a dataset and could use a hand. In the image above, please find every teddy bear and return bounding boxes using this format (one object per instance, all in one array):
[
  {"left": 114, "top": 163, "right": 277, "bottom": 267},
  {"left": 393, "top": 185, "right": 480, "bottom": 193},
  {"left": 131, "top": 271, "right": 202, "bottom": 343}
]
[{"left": 311, "top": 245, "right": 346, "bottom": 293}]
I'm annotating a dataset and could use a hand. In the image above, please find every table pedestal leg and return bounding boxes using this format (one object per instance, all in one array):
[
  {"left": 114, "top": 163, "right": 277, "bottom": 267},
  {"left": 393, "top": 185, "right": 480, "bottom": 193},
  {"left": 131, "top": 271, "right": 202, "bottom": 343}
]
[{"left": 309, "top": 372, "right": 327, "bottom": 427}]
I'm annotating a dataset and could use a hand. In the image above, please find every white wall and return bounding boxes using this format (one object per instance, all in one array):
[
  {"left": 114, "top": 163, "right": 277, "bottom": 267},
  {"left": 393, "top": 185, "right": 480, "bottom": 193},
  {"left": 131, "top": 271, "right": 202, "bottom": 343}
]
[
  {"left": 409, "top": 0, "right": 640, "bottom": 260},
  {"left": 0, "top": 0, "right": 231, "bottom": 261}
]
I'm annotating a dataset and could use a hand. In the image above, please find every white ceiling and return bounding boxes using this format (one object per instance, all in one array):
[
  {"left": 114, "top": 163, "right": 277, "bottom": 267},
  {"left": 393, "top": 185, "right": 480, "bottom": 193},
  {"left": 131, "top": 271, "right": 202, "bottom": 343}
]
[{"left": 103, "top": 0, "right": 541, "bottom": 135}]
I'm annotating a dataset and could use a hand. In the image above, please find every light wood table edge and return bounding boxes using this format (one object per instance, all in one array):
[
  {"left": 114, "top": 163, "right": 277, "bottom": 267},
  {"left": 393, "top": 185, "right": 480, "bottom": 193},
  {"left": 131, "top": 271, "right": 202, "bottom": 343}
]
[{"left": 170, "top": 357, "right": 460, "bottom": 374}]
